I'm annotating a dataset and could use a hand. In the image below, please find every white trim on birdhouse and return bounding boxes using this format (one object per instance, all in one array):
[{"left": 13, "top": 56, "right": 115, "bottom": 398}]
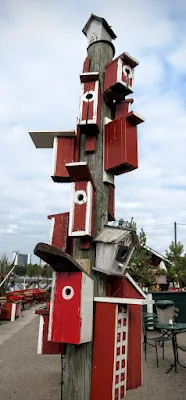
[
  {"left": 94, "top": 297, "right": 154, "bottom": 305},
  {"left": 103, "top": 117, "right": 114, "bottom": 185},
  {"left": 29, "top": 130, "right": 76, "bottom": 148}
]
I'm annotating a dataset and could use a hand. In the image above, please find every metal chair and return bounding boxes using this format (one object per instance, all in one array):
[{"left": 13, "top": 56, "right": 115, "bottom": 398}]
[
  {"left": 143, "top": 314, "right": 172, "bottom": 367},
  {"left": 174, "top": 329, "right": 186, "bottom": 369}
]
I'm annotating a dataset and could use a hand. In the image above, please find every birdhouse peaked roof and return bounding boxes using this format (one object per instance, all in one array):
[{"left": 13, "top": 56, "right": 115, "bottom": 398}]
[
  {"left": 124, "top": 272, "right": 147, "bottom": 299},
  {"left": 82, "top": 14, "right": 117, "bottom": 40},
  {"left": 94, "top": 225, "right": 138, "bottom": 245}
]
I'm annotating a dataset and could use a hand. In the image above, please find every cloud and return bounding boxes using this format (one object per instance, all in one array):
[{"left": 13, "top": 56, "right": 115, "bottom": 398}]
[{"left": 0, "top": 0, "right": 186, "bottom": 263}]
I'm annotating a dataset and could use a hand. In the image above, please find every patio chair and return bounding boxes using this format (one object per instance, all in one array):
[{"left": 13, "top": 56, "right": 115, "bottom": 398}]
[
  {"left": 174, "top": 329, "right": 186, "bottom": 368},
  {"left": 143, "top": 314, "right": 172, "bottom": 367}
]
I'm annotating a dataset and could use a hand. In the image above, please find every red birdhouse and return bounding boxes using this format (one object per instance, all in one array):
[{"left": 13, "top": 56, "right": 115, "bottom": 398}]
[
  {"left": 66, "top": 162, "right": 96, "bottom": 238},
  {"left": 51, "top": 136, "right": 76, "bottom": 182},
  {"left": 91, "top": 273, "right": 152, "bottom": 399},
  {"left": 104, "top": 112, "right": 144, "bottom": 175},
  {"left": 34, "top": 244, "right": 94, "bottom": 346},
  {"left": 35, "top": 308, "right": 65, "bottom": 355},
  {"left": 104, "top": 52, "right": 139, "bottom": 104},
  {"left": 48, "top": 212, "right": 73, "bottom": 255},
  {"left": 78, "top": 72, "right": 101, "bottom": 134},
  {"left": 49, "top": 271, "right": 94, "bottom": 344}
]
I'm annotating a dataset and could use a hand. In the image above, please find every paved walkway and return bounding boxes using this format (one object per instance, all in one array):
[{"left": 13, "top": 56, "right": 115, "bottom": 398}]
[
  {"left": 0, "top": 309, "right": 60, "bottom": 400},
  {"left": 0, "top": 310, "right": 186, "bottom": 399}
]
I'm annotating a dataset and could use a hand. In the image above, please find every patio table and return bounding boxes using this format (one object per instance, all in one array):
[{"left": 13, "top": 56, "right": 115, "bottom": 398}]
[{"left": 156, "top": 323, "right": 186, "bottom": 373}]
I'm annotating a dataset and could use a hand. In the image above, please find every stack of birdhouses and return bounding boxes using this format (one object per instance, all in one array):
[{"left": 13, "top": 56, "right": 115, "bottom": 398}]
[{"left": 29, "top": 13, "right": 153, "bottom": 400}]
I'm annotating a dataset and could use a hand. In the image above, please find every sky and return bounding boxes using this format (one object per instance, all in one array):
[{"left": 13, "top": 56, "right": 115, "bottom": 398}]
[{"left": 1, "top": 0, "right": 186, "bottom": 263}]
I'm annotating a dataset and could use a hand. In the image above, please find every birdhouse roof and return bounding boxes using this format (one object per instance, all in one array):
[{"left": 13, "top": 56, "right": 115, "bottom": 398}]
[
  {"left": 94, "top": 225, "right": 138, "bottom": 245},
  {"left": 82, "top": 14, "right": 117, "bottom": 40},
  {"left": 123, "top": 272, "right": 147, "bottom": 299}
]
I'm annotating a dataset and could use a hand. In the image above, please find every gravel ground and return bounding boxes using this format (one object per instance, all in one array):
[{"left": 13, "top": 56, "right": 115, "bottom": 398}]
[
  {"left": 0, "top": 313, "right": 186, "bottom": 400},
  {"left": 126, "top": 331, "right": 186, "bottom": 400}
]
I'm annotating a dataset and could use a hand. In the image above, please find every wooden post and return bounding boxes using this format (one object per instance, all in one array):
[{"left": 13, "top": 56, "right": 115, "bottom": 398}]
[{"left": 63, "top": 16, "right": 116, "bottom": 400}]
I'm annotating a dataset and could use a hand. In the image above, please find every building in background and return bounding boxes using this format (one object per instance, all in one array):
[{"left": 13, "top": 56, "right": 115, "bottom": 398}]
[{"left": 13, "top": 252, "right": 31, "bottom": 266}]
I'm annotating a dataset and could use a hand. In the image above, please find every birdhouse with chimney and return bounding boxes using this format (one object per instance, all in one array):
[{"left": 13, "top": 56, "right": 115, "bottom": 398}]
[
  {"left": 104, "top": 52, "right": 139, "bottom": 104},
  {"left": 94, "top": 224, "right": 138, "bottom": 276}
]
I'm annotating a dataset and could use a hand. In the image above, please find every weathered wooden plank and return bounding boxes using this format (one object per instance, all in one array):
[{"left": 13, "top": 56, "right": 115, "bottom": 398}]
[{"left": 34, "top": 242, "right": 89, "bottom": 275}]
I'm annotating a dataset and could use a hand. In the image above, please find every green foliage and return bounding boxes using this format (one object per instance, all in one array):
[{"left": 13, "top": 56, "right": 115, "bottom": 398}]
[
  {"left": 165, "top": 241, "right": 186, "bottom": 287},
  {"left": 0, "top": 254, "right": 11, "bottom": 295},
  {"left": 26, "top": 263, "right": 39, "bottom": 277},
  {"left": 128, "top": 229, "right": 155, "bottom": 288},
  {"left": 40, "top": 264, "right": 53, "bottom": 278},
  {"left": 14, "top": 265, "right": 27, "bottom": 276}
]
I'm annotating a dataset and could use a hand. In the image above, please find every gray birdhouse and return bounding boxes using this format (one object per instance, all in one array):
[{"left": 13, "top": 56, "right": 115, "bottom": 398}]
[{"left": 94, "top": 225, "right": 138, "bottom": 276}]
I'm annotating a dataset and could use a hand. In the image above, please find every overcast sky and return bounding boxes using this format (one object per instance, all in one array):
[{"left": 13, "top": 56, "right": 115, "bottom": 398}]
[{"left": 1, "top": 0, "right": 186, "bottom": 263}]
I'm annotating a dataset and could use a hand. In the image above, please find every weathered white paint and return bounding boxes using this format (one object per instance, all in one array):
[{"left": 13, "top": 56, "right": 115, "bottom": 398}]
[
  {"left": 84, "top": 18, "right": 113, "bottom": 46},
  {"left": 103, "top": 117, "right": 114, "bottom": 185},
  {"left": 79, "top": 80, "right": 99, "bottom": 126},
  {"left": 48, "top": 217, "right": 55, "bottom": 245},
  {"left": 37, "top": 315, "right": 44, "bottom": 354},
  {"left": 48, "top": 272, "right": 56, "bottom": 341},
  {"left": 11, "top": 303, "right": 16, "bottom": 322},
  {"left": 51, "top": 136, "right": 58, "bottom": 176},
  {"left": 94, "top": 297, "right": 154, "bottom": 305},
  {"left": 29, "top": 130, "right": 76, "bottom": 148},
  {"left": 68, "top": 182, "right": 75, "bottom": 237},
  {"left": 68, "top": 181, "right": 93, "bottom": 237},
  {"left": 112, "top": 304, "right": 118, "bottom": 400},
  {"left": 74, "top": 190, "right": 87, "bottom": 205},
  {"left": 112, "top": 305, "right": 128, "bottom": 399},
  {"left": 80, "top": 273, "right": 94, "bottom": 343},
  {"left": 85, "top": 181, "right": 93, "bottom": 236},
  {"left": 117, "top": 58, "right": 134, "bottom": 93},
  {"left": 147, "top": 293, "right": 153, "bottom": 314},
  {"left": 92, "top": 80, "right": 99, "bottom": 124}
]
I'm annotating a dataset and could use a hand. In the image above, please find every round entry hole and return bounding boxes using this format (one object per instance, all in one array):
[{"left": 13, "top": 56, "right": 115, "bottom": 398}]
[
  {"left": 125, "top": 68, "right": 130, "bottom": 75},
  {"left": 86, "top": 93, "right": 93, "bottom": 100},
  {"left": 65, "top": 288, "right": 71, "bottom": 296},
  {"left": 62, "top": 286, "right": 74, "bottom": 300},
  {"left": 78, "top": 193, "right": 84, "bottom": 202}
]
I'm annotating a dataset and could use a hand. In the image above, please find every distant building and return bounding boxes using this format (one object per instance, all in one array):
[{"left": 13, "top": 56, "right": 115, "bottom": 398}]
[{"left": 13, "top": 252, "right": 31, "bottom": 266}]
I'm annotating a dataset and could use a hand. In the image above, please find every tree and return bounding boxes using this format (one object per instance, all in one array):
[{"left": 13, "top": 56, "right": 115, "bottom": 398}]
[
  {"left": 14, "top": 265, "right": 27, "bottom": 276},
  {"left": 26, "top": 263, "right": 39, "bottom": 277},
  {"left": 40, "top": 264, "right": 53, "bottom": 278},
  {"left": 128, "top": 228, "right": 156, "bottom": 288},
  {"left": 0, "top": 254, "right": 11, "bottom": 295},
  {"left": 165, "top": 241, "right": 186, "bottom": 288}
]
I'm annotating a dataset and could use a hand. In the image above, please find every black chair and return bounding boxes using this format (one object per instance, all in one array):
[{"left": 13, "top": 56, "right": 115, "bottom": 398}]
[
  {"left": 174, "top": 329, "right": 186, "bottom": 369},
  {"left": 143, "top": 314, "right": 172, "bottom": 367}
]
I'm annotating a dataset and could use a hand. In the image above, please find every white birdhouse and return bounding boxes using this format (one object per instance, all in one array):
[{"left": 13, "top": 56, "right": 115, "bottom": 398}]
[
  {"left": 82, "top": 13, "right": 116, "bottom": 47},
  {"left": 94, "top": 225, "right": 138, "bottom": 276}
]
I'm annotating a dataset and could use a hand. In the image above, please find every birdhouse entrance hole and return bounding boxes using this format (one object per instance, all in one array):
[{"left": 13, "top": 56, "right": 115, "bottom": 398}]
[{"left": 62, "top": 286, "right": 74, "bottom": 300}]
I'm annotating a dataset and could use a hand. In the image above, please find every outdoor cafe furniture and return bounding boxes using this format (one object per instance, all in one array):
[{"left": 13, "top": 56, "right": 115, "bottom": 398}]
[
  {"left": 143, "top": 314, "right": 172, "bottom": 366},
  {"left": 155, "top": 322, "right": 186, "bottom": 373}
]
